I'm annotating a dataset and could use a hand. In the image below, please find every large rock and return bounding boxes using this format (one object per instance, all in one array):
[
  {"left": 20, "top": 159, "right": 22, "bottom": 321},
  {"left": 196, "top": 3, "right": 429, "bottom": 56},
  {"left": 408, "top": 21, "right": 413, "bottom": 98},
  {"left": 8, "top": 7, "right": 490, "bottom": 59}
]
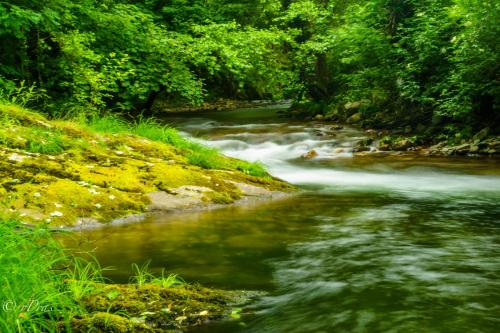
[
  {"left": 469, "top": 145, "right": 480, "bottom": 153},
  {"left": 147, "top": 186, "right": 213, "bottom": 211}
]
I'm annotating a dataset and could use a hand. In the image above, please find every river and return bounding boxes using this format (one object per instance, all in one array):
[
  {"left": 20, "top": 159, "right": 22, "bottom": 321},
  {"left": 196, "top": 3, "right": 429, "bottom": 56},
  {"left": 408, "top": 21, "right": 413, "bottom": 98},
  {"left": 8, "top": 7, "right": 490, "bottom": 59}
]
[{"left": 70, "top": 106, "right": 500, "bottom": 332}]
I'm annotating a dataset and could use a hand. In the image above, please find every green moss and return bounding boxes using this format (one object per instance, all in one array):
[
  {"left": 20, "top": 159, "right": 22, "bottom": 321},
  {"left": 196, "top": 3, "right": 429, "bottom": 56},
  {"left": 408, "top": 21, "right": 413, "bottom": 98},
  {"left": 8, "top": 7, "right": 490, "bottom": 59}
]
[
  {"left": 78, "top": 283, "right": 249, "bottom": 331},
  {"left": 65, "top": 312, "right": 151, "bottom": 333},
  {"left": 0, "top": 104, "right": 293, "bottom": 226}
]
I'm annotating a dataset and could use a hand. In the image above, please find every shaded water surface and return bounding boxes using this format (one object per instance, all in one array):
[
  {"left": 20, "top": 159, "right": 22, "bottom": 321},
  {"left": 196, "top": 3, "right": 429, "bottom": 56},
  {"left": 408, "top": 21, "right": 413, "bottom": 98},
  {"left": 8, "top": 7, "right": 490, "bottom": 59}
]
[{"left": 67, "top": 107, "right": 500, "bottom": 332}]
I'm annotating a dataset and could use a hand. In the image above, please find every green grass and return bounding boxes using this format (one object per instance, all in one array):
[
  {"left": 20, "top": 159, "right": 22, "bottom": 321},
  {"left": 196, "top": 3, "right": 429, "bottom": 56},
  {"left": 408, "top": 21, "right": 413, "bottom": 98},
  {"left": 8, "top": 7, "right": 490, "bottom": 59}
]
[
  {"left": 236, "top": 160, "right": 268, "bottom": 177},
  {"left": 0, "top": 220, "right": 83, "bottom": 332},
  {"left": 1, "top": 103, "right": 270, "bottom": 176},
  {"left": 84, "top": 113, "right": 269, "bottom": 176},
  {"left": 130, "top": 261, "right": 185, "bottom": 288},
  {"left": 26, "top": 128, "right": 66, "bottom": 154}
]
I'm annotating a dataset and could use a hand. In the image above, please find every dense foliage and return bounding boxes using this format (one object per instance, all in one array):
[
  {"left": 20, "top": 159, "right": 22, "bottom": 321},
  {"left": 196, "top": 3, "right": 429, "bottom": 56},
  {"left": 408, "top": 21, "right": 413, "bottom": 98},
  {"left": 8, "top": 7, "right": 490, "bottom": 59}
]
[{"left": 0, "top": 0, "right": 498, "bottom": 136}]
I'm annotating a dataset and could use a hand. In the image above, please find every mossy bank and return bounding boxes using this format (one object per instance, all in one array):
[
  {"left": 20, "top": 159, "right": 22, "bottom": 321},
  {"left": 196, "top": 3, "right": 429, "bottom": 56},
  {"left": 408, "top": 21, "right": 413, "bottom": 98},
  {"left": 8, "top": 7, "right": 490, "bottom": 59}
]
[
  {"left": 0, "top": 221, "right": 258, "bottom": 332},
  {"left": 0, "top": 104, "right": 293, "bottom": 227}
]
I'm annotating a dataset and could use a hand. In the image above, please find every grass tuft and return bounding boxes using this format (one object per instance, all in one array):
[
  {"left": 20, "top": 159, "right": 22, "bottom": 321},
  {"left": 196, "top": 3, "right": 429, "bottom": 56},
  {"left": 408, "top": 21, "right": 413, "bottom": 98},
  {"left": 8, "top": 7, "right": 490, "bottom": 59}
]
[{"left": 26, "top": 128, "right": 66, "bottom": 154}]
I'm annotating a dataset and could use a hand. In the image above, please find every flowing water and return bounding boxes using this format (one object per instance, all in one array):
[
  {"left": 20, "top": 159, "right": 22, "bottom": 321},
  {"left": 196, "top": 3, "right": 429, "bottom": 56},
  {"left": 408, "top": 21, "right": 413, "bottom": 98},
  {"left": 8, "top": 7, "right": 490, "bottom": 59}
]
[{"left": 69, "top": 107, "right": 500, "bottom": 333}]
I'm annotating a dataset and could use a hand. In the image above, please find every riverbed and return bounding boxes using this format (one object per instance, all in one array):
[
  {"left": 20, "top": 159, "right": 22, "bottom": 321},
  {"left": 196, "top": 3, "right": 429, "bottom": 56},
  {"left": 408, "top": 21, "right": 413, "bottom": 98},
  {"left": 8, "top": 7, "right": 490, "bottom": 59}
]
[{"left": 68, "top": 107, "right": 500, "bottom": 332}]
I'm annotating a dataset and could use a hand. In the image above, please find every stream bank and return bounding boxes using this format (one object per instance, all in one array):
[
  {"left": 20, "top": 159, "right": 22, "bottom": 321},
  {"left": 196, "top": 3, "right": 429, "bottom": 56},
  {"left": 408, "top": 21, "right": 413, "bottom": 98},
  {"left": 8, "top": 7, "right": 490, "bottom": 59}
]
[{"left": 0, "top": 104, "right": 292, "bottom": 228}]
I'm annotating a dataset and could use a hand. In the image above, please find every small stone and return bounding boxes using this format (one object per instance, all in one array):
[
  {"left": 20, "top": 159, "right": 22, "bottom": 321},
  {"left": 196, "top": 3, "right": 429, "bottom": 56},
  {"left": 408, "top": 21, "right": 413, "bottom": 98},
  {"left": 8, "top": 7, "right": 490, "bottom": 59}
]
[
  {"left": 301, "top": 150, "right": 318, "bottom": 159},
  {"left": 115, "top": 150, "right": 124, "bottom": 155},
  {"left": 346, "top": 112, "right": 362, "bottom": 124},
  {"left": 33, "top": 192, "right": 41, "bottom": 197},
  {"left": 454, "top": 143, "right": 470, "bottom": 154},
  {"left": 365, "top": 129, "right": 376, "bottom": 135},
  {"left": 50, "top": 211, "right": 63, "bottom": 217},
  {"left": 429, "top": 142, "right": 446, "bottom": 150},
  {"left": 353, "top": 146, "right": 370, "bottom": 152},
  {"left": 94, "top": 203, "right": 102, "bottom": 209},
  {"left": 108, "top": 195, "right": 116, "bottom": 200},
  {"left": 8, "top": 153, "right": 27, "bottom": 162},
  {"left": 469, "top": 145, "right": 479, "bottom": 153}
]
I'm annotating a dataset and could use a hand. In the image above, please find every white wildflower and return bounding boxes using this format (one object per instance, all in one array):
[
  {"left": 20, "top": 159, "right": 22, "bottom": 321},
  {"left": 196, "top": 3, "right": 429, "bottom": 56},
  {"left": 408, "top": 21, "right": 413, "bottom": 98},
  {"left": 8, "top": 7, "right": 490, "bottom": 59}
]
[{"left": 33, "top": 192, "right": 41, "bottom": 197}]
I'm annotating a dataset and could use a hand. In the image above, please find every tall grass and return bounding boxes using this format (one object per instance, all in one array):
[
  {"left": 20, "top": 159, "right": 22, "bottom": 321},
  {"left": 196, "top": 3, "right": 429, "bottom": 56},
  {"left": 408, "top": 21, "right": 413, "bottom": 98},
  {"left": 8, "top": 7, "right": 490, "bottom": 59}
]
[{"left": 0, "top": 220, "right": 81, "bottom": 333}]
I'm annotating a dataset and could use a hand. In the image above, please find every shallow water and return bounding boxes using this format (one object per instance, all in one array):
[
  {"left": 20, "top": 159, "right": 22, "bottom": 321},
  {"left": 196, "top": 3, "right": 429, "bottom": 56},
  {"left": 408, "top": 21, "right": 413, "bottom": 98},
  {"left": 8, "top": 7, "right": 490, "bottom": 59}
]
[{"left": 67, "top": 107, "right": 500, "bottom": 332}]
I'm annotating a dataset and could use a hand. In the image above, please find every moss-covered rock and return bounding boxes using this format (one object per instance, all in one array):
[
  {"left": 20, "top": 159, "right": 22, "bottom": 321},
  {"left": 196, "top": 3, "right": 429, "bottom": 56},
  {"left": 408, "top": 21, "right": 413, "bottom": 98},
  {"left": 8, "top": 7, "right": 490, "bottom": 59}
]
[
  {"left": 0, "top": 104, "right": 293, "bottom": 226},
  {"left": 65, "top": 283, "right": 256, "bottom": 332}
]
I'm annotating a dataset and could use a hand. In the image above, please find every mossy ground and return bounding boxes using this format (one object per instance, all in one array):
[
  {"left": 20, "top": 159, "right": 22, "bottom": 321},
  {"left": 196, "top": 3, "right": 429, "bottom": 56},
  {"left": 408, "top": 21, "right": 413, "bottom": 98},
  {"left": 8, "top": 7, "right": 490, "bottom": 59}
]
[
  {"left": 65, "top": 283, "right": 251, "bottom": 332},
  {"left": 0, "top": 104, "right": 292, "bottom": 226}
]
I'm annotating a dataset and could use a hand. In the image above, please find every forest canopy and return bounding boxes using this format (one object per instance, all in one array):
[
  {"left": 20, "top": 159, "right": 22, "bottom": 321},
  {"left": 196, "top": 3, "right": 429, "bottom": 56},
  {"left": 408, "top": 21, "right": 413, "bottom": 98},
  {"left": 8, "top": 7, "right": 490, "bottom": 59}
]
[{"left": 0, "top": 0, "right": 498, "bottom": 136}]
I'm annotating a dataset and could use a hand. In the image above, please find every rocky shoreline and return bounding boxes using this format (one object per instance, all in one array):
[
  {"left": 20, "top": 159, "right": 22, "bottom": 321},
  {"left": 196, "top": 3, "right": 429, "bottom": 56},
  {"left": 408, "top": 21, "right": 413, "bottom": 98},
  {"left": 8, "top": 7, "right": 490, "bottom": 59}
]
[
  {"left": 153, "top": 98, "right": 291, "bottom": 113},
  {"left": 369, "top": 129, "right": 500, "bottom": 157}
]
